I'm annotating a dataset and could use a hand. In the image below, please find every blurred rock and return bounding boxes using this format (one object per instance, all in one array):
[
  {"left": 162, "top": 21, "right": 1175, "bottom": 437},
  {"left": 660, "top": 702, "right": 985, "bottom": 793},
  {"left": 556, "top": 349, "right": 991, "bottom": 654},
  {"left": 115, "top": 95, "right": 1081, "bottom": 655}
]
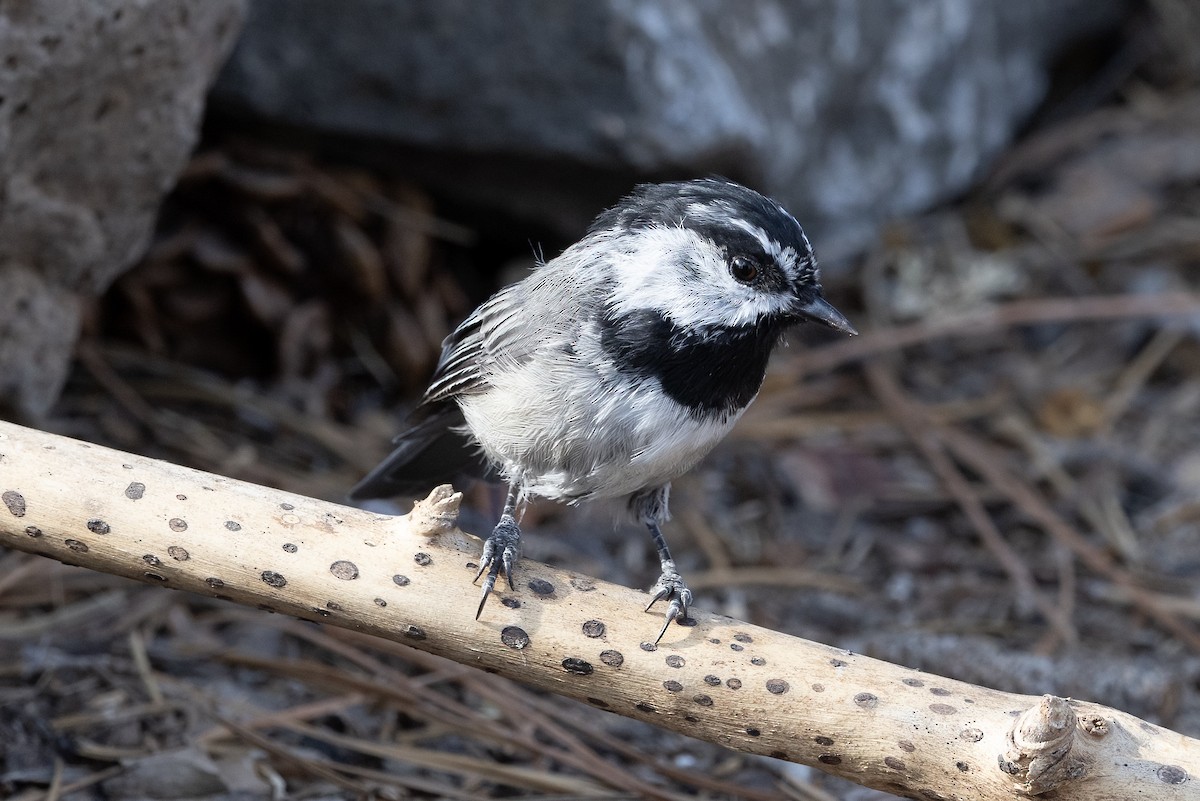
[
  {"left": 0, "top": 0, "right": 245, "bottom": 415},
  {"left": 212, "top": 0, "right": 1128, "bottom": 255}
]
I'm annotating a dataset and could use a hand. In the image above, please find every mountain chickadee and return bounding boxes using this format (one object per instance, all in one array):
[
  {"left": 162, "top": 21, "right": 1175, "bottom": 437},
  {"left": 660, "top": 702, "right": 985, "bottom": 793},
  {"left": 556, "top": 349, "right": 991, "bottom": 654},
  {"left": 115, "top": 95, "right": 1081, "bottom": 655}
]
[{"left": 351, "top": 178, "right": 856, "bottom": 642}]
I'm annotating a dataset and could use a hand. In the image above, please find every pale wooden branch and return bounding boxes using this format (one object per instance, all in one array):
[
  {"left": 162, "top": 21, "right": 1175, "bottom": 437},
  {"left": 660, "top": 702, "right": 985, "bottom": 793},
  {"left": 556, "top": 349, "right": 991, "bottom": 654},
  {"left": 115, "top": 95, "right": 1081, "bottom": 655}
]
[{"left": 0, "top": 420, "right": 1196, "bottom": 799}]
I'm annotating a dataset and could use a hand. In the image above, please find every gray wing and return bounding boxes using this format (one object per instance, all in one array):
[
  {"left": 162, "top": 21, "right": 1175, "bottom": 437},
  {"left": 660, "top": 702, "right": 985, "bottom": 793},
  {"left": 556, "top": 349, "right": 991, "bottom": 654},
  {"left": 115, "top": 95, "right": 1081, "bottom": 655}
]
[
  {"left": 422, "top": 283, "right": 528, "bottom": 405},
  {"left": 422, "top": 265, "right": 594, "bottom": 408},
  {"left": 351, "top": 254, "right": 599, "bottom": 500}
]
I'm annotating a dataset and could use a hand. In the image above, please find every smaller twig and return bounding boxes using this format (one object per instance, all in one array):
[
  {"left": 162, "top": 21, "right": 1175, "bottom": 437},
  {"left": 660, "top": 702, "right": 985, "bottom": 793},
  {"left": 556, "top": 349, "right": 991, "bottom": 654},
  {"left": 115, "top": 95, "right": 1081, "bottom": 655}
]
[
  {"left": 789, "top": 292, "right": 1200, "bottom": 376},
  {"left": 938, "top": 425, "right": 1200, "bottom": 650},
  {"left": 1097, "top": 326, "right": 1187, "bottom": 434},
  {"left": 865, "top": 362, "right": 1078, "bottom": 645},
  {"left": 128, "top": 629, "right": 164, "bottom": 706},
  {"left": 194, "top": 692, "right": 365, "bottom": 746},
  {"left": 213, "top": 715, "right": 372, "bottom": 795},
  {"left": 684, "top": 566, "right": 860, "bottom": 594},
  {"left": 0, "top": 552, "right": 42, "bottom": 597}
]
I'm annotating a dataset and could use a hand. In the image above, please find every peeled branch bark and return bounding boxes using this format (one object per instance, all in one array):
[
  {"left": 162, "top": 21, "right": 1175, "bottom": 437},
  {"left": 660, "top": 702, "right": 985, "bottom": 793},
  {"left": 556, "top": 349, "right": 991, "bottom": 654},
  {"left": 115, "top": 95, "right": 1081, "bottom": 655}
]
[{"left": 0, "top": 420, "right": 1196, "bottom": 799}]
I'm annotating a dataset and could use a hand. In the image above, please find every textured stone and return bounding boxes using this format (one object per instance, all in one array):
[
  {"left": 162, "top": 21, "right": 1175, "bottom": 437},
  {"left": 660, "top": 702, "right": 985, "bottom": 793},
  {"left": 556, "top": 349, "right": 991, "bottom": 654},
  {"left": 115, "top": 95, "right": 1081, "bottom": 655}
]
[
  {"left": 212, "top": 0, "right": 1128, "bottom": 249},
  {"left": 0, "top": 0, "right": 245, "bottom": 415}
]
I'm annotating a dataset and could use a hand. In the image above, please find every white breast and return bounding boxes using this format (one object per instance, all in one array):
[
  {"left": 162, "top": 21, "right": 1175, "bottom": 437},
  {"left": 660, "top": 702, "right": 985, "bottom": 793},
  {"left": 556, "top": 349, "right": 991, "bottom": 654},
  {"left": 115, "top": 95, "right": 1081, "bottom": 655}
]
[{"left": 457, "top": 326, "right": 744, "bottom": 503}]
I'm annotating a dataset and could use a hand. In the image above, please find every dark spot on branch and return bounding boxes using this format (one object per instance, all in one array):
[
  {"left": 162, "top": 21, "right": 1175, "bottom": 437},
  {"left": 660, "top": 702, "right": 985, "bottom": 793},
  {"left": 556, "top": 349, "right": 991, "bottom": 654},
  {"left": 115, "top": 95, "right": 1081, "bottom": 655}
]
[
  {"left": 124, "top": 483, "right": 144, "bottom": 500},
  {"left": 3, "top": 491, "right": 26, "bottom": 517},
  {"left": 501, "top": 626, "right": 530, "bottom": 649},
  {"left": 665, "top": 655, "right": 684, "bottom": 668},
  {"left": 528, "top": 578, "right": 555, "bottom": 596},
  {"left": 582, "top": 619, "right": 606, "bottom": 638},
  {"left": 414, "top": 552, "right": 432, "bottom": 566},
  {"left": 330, "top": 560, "right": 359, "bottom": 580},
  {"left": 261, "top": 571, "right": 287, "bottom": 588},
  {"left": 393, "top": 574, "right": 410, "bottom": 586},
  {"left": 855, "top": 692, "right": 879, "bottom": 709},
  {"left": 766, "top": 679, "right": 789, "bottom": 695},
  {"left": 599, "top": 649, "right": 624, "bottom": 667},
  {"left": 86, "top": 519, "right": 110, "bottom": 535},
  {"left": 1158, "top": 765, "right": 1188, "bottom": 784},
  {"left": 663, "top": 680, "right": 683, "bottom": 692}
]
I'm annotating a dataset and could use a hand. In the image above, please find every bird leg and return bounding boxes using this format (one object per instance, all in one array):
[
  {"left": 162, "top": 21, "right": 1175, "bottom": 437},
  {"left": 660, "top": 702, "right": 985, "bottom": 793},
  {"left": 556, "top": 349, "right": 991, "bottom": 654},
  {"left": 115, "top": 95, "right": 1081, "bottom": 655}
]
[
  {"left": 630, "top": 485, "right": 692, "bottom": 643},
  {"left": 645, "top": 520, "right": 694, "bottom": 643},
  {"left": 474, "top": 484, "right": 521, "bottom": 618}
]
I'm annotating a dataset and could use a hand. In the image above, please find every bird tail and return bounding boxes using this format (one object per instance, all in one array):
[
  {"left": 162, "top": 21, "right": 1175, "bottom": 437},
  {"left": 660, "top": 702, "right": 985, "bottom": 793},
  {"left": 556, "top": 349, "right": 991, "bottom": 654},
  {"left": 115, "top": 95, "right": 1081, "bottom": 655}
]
[{"left": 349, "top": 403, "right": 496, "bottom": 500}]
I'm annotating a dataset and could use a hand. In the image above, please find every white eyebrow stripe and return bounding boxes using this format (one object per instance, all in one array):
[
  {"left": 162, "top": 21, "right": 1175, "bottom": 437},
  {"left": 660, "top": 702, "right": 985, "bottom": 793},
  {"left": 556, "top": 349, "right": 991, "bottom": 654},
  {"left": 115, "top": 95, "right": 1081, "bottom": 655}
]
[{"left": 728, "top": 218, "right": 781, "bottom": 258}]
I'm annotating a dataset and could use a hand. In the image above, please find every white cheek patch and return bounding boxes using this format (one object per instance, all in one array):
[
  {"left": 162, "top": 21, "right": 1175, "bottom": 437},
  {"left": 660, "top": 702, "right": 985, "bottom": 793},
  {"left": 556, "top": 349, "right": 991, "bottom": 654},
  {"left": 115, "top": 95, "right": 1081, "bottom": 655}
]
[{"left": 606, "top": 226, "right": 793, "bottom": 329}]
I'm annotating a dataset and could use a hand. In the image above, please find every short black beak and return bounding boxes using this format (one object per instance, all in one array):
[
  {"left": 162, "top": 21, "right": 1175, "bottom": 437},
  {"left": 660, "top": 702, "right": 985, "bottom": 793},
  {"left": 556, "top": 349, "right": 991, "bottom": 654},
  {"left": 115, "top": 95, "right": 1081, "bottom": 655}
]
[{"left": 794, "top": 295, "right": 858, "bottom": 336}]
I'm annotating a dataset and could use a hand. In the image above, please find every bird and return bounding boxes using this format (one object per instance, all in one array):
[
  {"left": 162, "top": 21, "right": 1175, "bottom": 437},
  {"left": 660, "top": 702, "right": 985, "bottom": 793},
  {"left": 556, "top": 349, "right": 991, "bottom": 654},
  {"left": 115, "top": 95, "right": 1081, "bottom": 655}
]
[{"left": 350, "top": 177, "right": 856, "bottom": 642}]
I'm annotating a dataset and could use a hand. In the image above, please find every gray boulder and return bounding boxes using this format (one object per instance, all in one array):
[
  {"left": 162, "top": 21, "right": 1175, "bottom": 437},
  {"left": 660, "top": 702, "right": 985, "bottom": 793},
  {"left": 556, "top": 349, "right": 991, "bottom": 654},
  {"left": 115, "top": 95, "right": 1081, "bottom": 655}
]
[
  {"left": 0, "top": 0, "right": 245, "bottom": 415},
  {"left": 212, "top": 0, "right": 1127, "bottom": 250}
]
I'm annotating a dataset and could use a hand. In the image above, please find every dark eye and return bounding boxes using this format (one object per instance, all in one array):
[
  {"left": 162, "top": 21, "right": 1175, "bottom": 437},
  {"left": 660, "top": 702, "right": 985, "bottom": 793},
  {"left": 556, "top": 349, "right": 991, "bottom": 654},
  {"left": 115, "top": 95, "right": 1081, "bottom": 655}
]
[{"left": 730, "top": 255, "right": 759, "bottom": 283}]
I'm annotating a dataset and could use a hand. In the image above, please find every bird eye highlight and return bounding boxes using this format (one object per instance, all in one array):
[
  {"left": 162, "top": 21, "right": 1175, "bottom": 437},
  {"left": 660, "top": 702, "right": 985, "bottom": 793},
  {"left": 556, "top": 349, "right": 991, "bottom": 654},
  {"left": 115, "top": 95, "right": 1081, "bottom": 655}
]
[{"left": 729, "top": 255, "right": 759, "bottom": 283}]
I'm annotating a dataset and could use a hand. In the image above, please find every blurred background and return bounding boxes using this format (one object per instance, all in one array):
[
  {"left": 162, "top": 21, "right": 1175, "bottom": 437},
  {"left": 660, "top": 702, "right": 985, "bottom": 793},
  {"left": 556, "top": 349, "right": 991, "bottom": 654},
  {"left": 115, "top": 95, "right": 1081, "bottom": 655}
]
[{"left": 3, "top": 1, "right": 1200, "bottom": 799}]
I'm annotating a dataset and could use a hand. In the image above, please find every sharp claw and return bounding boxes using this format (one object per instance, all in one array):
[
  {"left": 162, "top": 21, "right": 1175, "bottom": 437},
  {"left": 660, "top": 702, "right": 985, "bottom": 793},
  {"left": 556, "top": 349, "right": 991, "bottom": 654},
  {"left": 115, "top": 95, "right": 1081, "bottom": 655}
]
[
  {"left": 476, "top": 572, "right": 496, "bottom": 620},
  {"left": 473, "top": 540, "right": 494, "bottom": 585},
  {"left": 647, "top": 569, "right": 693, "bottom": 642},
  {"left": 653, "top": 602, "right": 682, "bottom": 645},
  {"left": 501, "top": 551, "right": 516, "bottom": 591},
  {"left": 473, "top": 514, "right": 521, "bottom": 619},
  {"left": 645, "top": 587, "right": 669, "bottom": 613}
]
